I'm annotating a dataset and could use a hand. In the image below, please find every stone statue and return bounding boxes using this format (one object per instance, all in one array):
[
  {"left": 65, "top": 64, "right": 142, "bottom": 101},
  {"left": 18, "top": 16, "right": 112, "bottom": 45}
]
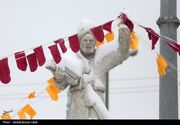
[{"left": 46, "top": 15, "right": 137, "bottom": 119}]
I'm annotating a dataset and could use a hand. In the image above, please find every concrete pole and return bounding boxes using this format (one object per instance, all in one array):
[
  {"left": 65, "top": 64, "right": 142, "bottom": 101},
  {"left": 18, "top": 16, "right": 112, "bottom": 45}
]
[{"left": 157, "top": 0, "right": 180, "bottom": 119}]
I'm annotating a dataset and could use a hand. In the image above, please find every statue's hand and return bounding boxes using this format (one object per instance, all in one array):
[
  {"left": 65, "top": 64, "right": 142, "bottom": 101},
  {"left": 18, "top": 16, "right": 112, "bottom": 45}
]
[
  {"left": 82, "top": 70, "right": 95, "bottom": 85},
  {"left": 116, "top": 13, "right": 124, "bottom": 27},
  {"left": 45, "top": 61, "right": 56, "bottom": 75},
  {"left": 64, "top": 67, "right": 81, "bottom": 86}
]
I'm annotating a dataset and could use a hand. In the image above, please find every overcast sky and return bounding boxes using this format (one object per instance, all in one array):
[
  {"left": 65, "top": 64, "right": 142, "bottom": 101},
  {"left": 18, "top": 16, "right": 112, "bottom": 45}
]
[{"left": 0, "top": 0, "right": 180, "bottom": 119}]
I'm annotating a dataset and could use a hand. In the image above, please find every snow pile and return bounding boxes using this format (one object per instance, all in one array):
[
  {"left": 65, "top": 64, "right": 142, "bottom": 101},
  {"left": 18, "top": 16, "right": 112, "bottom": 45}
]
[{"left": 85, "top": 84, "right": 109, "bottom": 119}]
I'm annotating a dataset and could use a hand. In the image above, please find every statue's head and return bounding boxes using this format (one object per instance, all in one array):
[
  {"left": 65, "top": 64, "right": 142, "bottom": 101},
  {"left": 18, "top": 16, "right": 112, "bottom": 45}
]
[{"left": 77, "top": 19, "right": 96, "bottom": 58}]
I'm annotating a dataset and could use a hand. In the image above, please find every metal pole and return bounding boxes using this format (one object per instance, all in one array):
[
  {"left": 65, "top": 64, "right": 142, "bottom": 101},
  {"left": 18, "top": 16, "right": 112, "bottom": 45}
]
[
  {"left": 157, "top": 0, "right": 180, "bottom": 119},
  {"left": 106, "top": 72, "right": 109, "bottom": 110}
]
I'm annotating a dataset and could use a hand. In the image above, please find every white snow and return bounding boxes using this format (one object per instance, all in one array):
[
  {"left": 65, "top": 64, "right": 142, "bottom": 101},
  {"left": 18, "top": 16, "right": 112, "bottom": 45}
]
[
  {"left": 85, "top": 84, "right": 109, "bottom": 119},
  {"left": 50, "top": 50, "right": 84, "bottom": 77},
  {"left": 94, "top": 40, "right": 119, "bottom": 64}
]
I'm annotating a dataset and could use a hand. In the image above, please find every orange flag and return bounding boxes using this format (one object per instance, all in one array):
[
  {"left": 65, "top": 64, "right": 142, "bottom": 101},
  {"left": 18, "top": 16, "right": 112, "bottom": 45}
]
[
  {"left": 22, "top": 104, "right": 36, "bottom": 119},
  {"left": 130, "top": 31, "right": 138, "bottom": 50},
  {"left": 18, "top": 109, "right": 26, "bottom": 119},
  {"left": 47, "top": 77, "right": 61, "bottom": 93},
  {"left": 27, "top": 91, "right": 35, "bottom": 99},
  {"left": 46, "top": 77, "right": 61, "bottom": 101},
  {"left": 105, "top": 32, "right": 114, "bottom": 43},
  {"left": 1, "top": 113, "right": 11, "bottom": 120},
  {"left": 46, "top": 85, "right": 59, "bottom": 101},
  {"left": 156, "top": 54, "right": 168, "bottom": 76},
  {"left": 96, "top": 41, "right": 105, "bottom": 47}
]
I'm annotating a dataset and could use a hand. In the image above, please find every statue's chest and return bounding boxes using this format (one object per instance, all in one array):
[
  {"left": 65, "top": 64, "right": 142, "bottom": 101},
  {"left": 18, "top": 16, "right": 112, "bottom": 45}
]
[{"left": 81, "top": 59, "right": 105, "bottom": 90}]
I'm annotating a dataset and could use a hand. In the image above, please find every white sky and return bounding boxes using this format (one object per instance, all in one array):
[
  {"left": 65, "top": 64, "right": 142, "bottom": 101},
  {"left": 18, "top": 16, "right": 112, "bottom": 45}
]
[{"left": 0, "top": 0, "right": 180, "bottom": 119}]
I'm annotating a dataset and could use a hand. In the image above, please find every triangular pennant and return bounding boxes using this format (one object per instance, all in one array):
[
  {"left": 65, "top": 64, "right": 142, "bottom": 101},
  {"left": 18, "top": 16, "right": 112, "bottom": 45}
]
[
  {"left": 54, "top": 39, "right": 67, "bottom": 53},
  {"left": 156, "top": 54, "right": 168, "bottom": 77},
  {"left": 27, "top": 53, "right": 38, "bottom": 72},
  {"left": 130, "top": 31, "right": 139, "bottom": 50},
  {"left": 18, "top": 109, "right": 26, "bottom": 119},
  {"left": 22, "top": 104, "right": 36, "bottom": 119},
  {"left": 48, "top": 44, "right": 61, "bottom": 64},
  {"left": 91, "top": 25, "right": 104, "bottom": 42},
  {"left": 151, "top": 34, "right": 159, "bottom": 50},
  {"left": 166, "top": 41, "right": 180, "bottom": 55},
  {"left": 0, "top": 58, "right": 11, "bottom": 84},
  {"left": 15, "top": 51, "right": 27, "bottom": 71},
  {"left": 33, "top": 46, "right": 46, "bottom": 66},
  {"left": 1, "top": 113, "right": 11, "bottom": 119},
  {"left": 68, "top": 34, "right": 80, "bottom": 53},
  {"left": 142, "top": 27, "right": 159, "bottom": 50},
  {"left": 143, "top": 27, "right": 153, "bottom": 40},
  {"left": 105, "top": 32, "right": 114, "bottom": 43},
  {"left": 103, "top": 20, "right": 113, "bottom": 33}
]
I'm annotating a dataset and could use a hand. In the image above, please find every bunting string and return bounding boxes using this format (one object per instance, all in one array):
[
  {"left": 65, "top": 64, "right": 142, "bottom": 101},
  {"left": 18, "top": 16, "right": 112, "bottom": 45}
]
[
  {"left": 0, "top": 12, "right": 180, "bottom": 119},
  {"left": 135, "top": 31, "right": 178, "bottom": 73},
  {"left": 0, "top": 13, "right": 179, "bottom": 63},
  {"left": 7, "top": 82, "right": 47, "bottom": 119},
  {"left": 132, "top": 19, "right": 178, "bottom": 43},
  {"left": 0, "top": 19, "right": 116, "bottom": 61},
  {"left": 0, "top": 20, "right": 119, "bottom": 118},
  {"left": 135, "top": 32, "right": 179, "bottom": 79},
  {"left": 1, "top": 76, "right": 179, "bottom": 119}
]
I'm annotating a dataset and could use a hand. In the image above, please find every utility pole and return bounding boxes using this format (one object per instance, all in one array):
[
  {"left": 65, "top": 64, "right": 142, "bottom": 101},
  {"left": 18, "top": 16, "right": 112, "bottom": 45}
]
[{"left": 157, "top": 0, "right": 180, "bottom": 119}]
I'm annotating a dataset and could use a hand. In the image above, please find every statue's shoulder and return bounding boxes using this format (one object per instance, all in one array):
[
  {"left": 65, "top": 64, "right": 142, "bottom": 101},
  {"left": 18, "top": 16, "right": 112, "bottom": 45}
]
[{"left": 94, "top": 40, "right": 119, "bottom": 63}]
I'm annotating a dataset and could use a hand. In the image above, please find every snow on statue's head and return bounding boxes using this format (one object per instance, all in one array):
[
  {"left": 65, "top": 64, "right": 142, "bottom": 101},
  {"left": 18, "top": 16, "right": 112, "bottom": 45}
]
[{"left": 77, "top": 18, "right": 97, "bottom": 58}]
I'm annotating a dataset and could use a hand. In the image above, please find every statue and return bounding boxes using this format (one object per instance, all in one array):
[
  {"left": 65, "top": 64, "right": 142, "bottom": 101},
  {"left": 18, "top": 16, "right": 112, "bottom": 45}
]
[{"left": 46, "top": 15, "right": 137, "bottom": 119}]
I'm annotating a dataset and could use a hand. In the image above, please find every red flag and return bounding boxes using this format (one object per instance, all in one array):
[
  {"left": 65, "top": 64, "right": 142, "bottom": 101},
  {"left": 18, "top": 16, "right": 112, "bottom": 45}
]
[
  {"left": 68, "top": 34, "right": 80, "bottom": 53},
  {"left": 166, "top": 41, "right": 180, "bottom": 55},
  {"left": 91, "top": 25, "right": 104, "bottom": 42},
  {"left": 48, "top": 44, "right": 61, "bottom": 64},
  {"left": 103, "top": 20, "right": 113, "bottom": 33},
  {"left": 27, "top": 53, "right": 38, "bottom": 72},
  {"left": 143, "top": 27, "right": 159, "bottom": 50},
  {"left": 15, "top": 51, "right": 27, "bottom": 71},
  {"left": 54, "top": 39, "right": 67, "bottom": 53},
  {"left": 0, "top": 58, "right": 11, "bottom": 84},
  {"left": 151, "top": 34, "right": 159, "bottom": 50},
  {"left": 33, "top": 46, "right": 46, "bottom": 66},
  {"left": 120, "top": 13, "right": 134, "bottom": 32}
]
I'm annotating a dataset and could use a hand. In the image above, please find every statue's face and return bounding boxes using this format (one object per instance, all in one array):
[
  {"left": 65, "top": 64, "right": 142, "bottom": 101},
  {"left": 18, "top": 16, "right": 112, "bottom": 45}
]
[{"left": 79, "top": 33, "right": 96, "bottom": 56}]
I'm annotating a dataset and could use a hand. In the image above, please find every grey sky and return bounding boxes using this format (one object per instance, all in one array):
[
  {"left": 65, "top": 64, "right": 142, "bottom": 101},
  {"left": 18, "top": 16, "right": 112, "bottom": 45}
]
[{"left": 0, "top": 0, "right": 179, "bottom": 119}]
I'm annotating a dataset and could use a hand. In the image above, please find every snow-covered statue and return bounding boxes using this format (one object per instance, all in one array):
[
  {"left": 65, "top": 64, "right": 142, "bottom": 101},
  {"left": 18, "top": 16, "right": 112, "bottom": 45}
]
[{"left": 46, "top": 15, "right": 137, "bottom": 119}]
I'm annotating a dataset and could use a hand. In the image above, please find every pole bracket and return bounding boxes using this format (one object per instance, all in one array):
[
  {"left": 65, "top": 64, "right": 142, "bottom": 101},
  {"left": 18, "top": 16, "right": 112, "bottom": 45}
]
[{"left": 157, "top": 16, "right": 180, "bottom": 27}]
